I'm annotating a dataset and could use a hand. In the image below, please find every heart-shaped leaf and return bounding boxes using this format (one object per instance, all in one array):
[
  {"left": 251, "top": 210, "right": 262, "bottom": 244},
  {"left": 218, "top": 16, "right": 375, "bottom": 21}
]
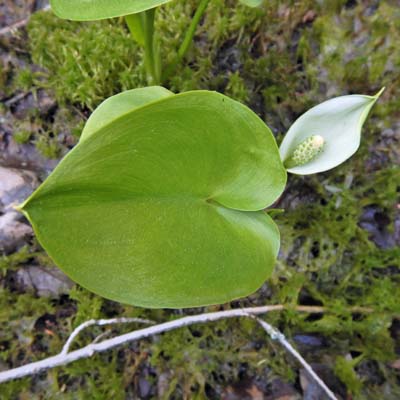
[
  {"left": 50, "top": 0, "right": 174, "bottom": 21},
  {"left": 279, "top": 89, "right": 383, "bottom": 175},
  {"left": 20, "top": 90, "right": 286, "bottom": 308}
]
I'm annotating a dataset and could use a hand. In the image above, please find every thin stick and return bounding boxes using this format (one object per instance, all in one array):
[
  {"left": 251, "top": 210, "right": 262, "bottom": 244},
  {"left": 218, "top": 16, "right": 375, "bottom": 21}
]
[
  {"left": 252, "top": 316, "right": 338, "bottom": 400},
  {"left": 60, "top": 317, "right": 155, "bottom": 355},
  {"left": 4, "top": 92, "right": 30, "bottom": 107},
  {"left": 0, "top": 304, "right": 372, "bottom": 385}
]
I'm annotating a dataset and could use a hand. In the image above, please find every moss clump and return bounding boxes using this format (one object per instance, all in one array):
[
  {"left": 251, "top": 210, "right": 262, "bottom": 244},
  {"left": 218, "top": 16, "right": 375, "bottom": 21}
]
[
  {"left": 334, "top": 356, "right": 363, "bottom": 396},
  {"left": 0, "top": 246, "right": 34, "bottom": 275},
  {"left": 13, "top": 68, "right": 37, "bottom": 92},
  {"left": 12, "top": 128, "right": 32, "bottom": 144},
  {"left": 27, "top": 12, "right": 147, "bottom": 111},
  {"left": 33, "top": 131, "right": 61, "bottom": 159},
  {"left": 225, "top": 71, "right": 250, "bottom": 103}
]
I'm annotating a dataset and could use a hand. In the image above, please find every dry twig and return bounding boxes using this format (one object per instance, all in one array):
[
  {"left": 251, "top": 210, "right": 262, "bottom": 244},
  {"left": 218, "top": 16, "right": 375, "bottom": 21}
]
[
  {"left": 60, "top": 317, "right": 155, "bottom": 355},
  {"left": 0, "top": 304, "right": 371, "bottom": 394}
]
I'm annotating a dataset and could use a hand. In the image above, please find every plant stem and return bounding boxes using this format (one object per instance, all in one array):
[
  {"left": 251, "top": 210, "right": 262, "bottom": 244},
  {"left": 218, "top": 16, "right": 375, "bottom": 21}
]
[
  {"left": 162, "top": 0, "right": 210, "bottom": 82},
  {"left": 125, "top": 9, "right": 161, "bottom": 84},
  {"left": 143, "top": 8, "right": 161, "bottom": 84}
]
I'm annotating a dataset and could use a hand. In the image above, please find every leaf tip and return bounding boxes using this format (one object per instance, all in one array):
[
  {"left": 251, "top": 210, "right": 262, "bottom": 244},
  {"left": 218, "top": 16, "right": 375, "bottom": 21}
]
[{"left": 374, "top": 87, "right": 385, "bottom": 99}]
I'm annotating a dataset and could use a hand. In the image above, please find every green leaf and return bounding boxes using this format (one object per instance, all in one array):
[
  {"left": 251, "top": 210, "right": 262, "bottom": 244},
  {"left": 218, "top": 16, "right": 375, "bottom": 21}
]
[
  {"left": 279, "top": 88, "right": 384, "bottom": 175},
  {"left": 21, "top": 90, "right": 286, "bottom": 308},
  {"left": 81, "top": 86, "right": 173, "bottom": 141},
  {"left": 50, "top": 0, "right": 174, "bottom": 21},
  {"left": 238, "top": 0, "right": 263, "bottom": 7},
  {"left": 50, "top": 0, "right": 262, "bottom": 21}
]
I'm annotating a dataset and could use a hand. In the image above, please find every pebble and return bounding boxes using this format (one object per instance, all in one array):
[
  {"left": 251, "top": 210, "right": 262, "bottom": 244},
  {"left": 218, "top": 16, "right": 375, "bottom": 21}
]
[
  {"left": 0, "top": 166, "right": 38, "bottom": 211},
  {"left": 14, "top": 266, "right": 73, "bottom": 297},
  {"left": 0, "top": 212, "right": 32, "bottom": 253},
  {"left": 0, "top": 131, "right": 58, "bottom": 174},
  {"left": 0, "top": 166, "right": 38, "bottom": 253}
]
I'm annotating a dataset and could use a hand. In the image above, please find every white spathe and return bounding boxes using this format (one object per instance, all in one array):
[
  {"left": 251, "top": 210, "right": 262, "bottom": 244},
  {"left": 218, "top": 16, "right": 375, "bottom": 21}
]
[{"left": 279, "top": 88, "right": 384, "bottom": 175}]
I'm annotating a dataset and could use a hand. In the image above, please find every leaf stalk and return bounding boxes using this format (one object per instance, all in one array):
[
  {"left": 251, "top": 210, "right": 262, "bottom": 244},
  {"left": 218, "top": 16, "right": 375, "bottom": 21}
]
[{"left": 126, "top": 9, "right": 161, "bottom": 84}]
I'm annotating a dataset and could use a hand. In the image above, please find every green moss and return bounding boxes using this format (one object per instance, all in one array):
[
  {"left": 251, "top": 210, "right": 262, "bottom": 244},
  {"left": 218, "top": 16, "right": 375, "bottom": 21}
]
[
  {"left": 13, "top": 68, "right": 37, "bottom": 92},
  {"left": 0, "top": 246, "right": 35, "bottom": 275},
  {"left": 62, "top": 353, "right": 126, "bottom": 400},
  {"left": 27, "top": 12, "right": 146, "bottom": 110},
  {"left": 149, "top": 316, "right": 296, "bottom": 397},
  {"left": 13, "top": 128, "right": 32, "bottom": 144},
  {"left": 225, "top": 71, "right": 249, "bottom": 103},
  {"left": 68, "top": 287, "right": 103, "bottom": 326},
  {"left": 335, "top": 356, "right": 363, "bottom": 396},
  {"left": 34, "top": 131, "right": 61, "bottom": 159}
]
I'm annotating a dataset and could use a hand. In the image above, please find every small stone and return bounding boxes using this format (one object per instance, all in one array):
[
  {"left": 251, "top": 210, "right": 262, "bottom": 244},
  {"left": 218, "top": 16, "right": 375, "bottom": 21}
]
[
  {"left": 0, "top": 166, "right": 38, "bottom": 212},
  {"left": 382, "top": 128, "right": 395, "bottom": 138},
  {"left": 293, "top": 334, "right": 324, "bottom": 348},
  {"left": 0, "top": 167, "right": 38, "bottom": 253},
  {"left": 15, "top": 265, "right": 73, "bottom": 297},
  {"left": 138, "top": 377, "right": 152, "bottom": 398},
  {"left": 11, "top": 90, "right": 56, "bottom": 120},
  {"left": 0, "top": 211, "right": 32, "bottom": 253},
  {"left": 390, "top": 359, "right": 400, "bottom": 370},
  {"left": 267, "top": 378, "right": 301, "bottom": 400},
  {"left": 359, "top": 205, "right": 396, "bottom": 249},
  {"left": 0, "top": 131, "right": 59, "bottom": 173}
]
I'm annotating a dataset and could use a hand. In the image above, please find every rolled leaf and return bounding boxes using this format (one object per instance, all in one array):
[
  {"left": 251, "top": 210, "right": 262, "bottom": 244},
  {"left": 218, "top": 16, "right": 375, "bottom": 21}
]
[
  {"left": 279, "top": 89, "right": 384, "bottom": 175},
  {"left": 50, "top": 0, "right": 173, "bottom": 21},
  {"left": 125, "top": 13, "right": 146, "bottom": 46},
  {"left": 20, "top": 90, "right": 286, "bottom": 308}
]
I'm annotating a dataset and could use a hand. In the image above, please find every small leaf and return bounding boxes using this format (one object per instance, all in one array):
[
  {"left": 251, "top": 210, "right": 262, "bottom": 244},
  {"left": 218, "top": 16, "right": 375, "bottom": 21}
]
[
  {"left": 279, "top": 89, "right": 384, "bottom": 175},
  {"left": 21, "top": 90, "right": 286, "bottom": 308},
  {"left": 50, "top": 0, "right": 174, "bottom": 21}
]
